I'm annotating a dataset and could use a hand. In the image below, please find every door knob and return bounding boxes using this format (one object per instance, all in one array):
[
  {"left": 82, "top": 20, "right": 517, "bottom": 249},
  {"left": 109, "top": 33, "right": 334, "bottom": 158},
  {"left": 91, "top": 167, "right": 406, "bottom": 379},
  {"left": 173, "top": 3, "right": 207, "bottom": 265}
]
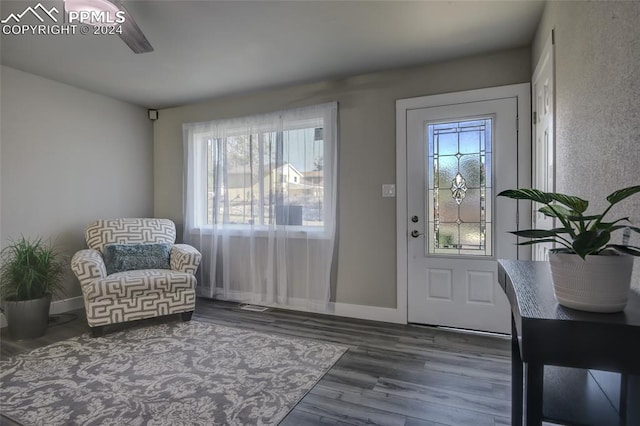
[{"left": 411, "top": 230, "right": 423, "bottom": 238}]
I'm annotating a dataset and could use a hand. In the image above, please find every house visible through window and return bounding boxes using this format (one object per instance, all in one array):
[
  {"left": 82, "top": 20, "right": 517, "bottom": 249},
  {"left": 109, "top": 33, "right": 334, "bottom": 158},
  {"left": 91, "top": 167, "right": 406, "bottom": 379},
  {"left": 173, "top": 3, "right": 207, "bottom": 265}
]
[
  {"left": 184, "top": 102, "right": 337, "bottom": 232},
  {"left": 206, "top": 128, "right": 325, "bottom": 227}
]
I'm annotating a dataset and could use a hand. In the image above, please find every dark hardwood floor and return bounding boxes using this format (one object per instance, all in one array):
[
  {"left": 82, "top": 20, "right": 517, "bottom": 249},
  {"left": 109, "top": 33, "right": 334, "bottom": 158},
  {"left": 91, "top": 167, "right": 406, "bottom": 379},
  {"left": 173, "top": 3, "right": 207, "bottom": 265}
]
[{"left": 2, "top": 298, "right": 519, "bottom": 425}]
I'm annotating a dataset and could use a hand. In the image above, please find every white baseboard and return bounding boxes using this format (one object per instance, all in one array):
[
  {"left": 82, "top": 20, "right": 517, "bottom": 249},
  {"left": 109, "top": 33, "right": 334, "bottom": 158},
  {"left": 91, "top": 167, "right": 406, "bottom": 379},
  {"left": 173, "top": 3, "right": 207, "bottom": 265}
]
[
  {"left": 332, "top": 302, "right": 405, "bottom": 324},
  {"left": 1, "top": 292, "right": 406, "bottom": 329},
  {"left": 50, "top": 295, "right": 85, "bottom": 315},
  {"left": 0, "top": 296, "right": 85, "bottom": 328},
  {"left": 199, "top": 286, "right": 406, "bottom": 325}
]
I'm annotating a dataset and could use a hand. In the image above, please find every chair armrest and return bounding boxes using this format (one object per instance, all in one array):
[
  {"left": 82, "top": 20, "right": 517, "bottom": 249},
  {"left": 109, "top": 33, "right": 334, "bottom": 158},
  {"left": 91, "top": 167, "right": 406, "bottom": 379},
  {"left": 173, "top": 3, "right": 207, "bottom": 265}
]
[
  {"left": 171, "top": 244, "right": 202, "bottom": 274},
  {"left": 71, "top": 249, "right": 107, "bottom": 290}
]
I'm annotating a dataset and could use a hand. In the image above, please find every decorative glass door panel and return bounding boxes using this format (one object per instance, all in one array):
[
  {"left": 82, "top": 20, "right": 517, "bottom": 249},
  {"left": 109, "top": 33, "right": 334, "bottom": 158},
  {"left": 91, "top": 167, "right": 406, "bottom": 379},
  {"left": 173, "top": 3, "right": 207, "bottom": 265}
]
[{"left": 427, "top": 118, "right": 493, "bottom": 256}]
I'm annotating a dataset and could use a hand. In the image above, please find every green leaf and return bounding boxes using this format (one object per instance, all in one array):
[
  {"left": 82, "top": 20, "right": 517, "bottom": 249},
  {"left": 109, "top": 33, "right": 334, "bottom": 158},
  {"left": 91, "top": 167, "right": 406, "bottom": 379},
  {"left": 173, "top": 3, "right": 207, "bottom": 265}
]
[
  {"left": 0, "top": 236, "right": 66, "bottom": 301},
  {"left": 539, "top": 205, "right": 572, "bottom": 218},
  {"left": 548, "top": 193, "right": 589, "bottom": 213},
  {"left": 498, "top": 189, "right": 552, "bottom": 204},
  {"left": 549, "top": 227, "right": 574, "bottom": 235},
  {"left": 606, "top": 185, "right": 640, "bottom": 205},
  {"left": 595, "top": 217, "right": 629, "bottom": 227},
  {"left": 572, "top": 230, "right": 611, "bottom": 258},
  {"left": 606, "top": 244, "right": 640, "bottom": 256},
  {"left": 516, "top": 239, "right": 559, "bottom": 246},
  {"left": 510, "top": 229, "right": 562, "bottom": 238},
  {"left": 604, "top": 225, "right": 632, "bottom": 232},
  {"left": 566, "top": 214, "right": 600, "bottom": 221}
]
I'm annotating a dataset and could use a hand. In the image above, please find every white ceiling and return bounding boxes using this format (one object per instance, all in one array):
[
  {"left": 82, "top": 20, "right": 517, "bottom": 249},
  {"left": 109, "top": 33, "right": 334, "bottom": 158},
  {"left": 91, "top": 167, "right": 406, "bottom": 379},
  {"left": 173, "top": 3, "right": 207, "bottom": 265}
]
[{"left": 0, "top": 0, "right": 545, "bottom": 109}]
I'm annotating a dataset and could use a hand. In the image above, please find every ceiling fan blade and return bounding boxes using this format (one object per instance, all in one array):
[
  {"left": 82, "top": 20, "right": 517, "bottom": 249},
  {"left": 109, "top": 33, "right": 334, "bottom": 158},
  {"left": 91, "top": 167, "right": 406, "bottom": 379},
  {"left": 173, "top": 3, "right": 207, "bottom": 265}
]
[{"left": 108, "top": 0, "right": 153, "bottom": 54}]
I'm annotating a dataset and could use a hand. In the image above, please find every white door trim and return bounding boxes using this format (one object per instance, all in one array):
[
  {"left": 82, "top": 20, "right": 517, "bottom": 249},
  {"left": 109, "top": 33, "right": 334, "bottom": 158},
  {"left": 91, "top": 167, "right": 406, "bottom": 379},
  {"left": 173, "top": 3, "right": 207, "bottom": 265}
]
[
  {"left": 396, "top": 84, "right": 531, "bottom": 324},
  {"left": 532, "top": 30, "right": 555, "bottom": 193},
  {"left": 531, "top": 31, "right": 556, "bottom": 260}
]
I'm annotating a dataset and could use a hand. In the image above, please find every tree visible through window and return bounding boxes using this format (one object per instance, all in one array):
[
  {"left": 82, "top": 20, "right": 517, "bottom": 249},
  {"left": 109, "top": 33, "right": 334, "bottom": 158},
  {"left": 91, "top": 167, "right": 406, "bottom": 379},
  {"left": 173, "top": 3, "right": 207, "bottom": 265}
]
[
  {"left": 184, "top": 102, "right": 337, "bottom": 232},
  {"left": 206, "top": 128, "right": 325, "bottom": 227},
  {"left": 183, "top": 103, "right": 338, "bottom": 307}
]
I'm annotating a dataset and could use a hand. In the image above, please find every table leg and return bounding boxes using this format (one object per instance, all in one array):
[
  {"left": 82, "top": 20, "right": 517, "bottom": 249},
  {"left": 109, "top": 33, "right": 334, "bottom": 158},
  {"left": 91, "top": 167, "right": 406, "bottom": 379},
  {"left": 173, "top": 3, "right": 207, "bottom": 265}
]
[
  {"left": 620, "top": 373, "right": 627, "bottom": 425},
  {"left": 511, "top": 316, "right": 523, "bottom": 426},
  {"left": 525, "top": 362, "right": 544, "bottom": 426}
]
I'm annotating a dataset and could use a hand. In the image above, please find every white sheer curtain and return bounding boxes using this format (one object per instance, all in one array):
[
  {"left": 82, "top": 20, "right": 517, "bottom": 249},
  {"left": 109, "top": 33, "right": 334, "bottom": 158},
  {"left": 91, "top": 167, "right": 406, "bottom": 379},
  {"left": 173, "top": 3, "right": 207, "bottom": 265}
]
[{"left": 183, "top": 102, "right": 337, "bottom": 312}]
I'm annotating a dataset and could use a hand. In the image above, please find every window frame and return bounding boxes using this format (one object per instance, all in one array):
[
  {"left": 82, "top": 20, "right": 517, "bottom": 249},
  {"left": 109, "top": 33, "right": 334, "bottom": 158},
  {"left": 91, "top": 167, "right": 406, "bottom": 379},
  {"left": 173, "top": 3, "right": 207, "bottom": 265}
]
[{"left": 185, "top": 104, "right": 336, "bottom": 238}]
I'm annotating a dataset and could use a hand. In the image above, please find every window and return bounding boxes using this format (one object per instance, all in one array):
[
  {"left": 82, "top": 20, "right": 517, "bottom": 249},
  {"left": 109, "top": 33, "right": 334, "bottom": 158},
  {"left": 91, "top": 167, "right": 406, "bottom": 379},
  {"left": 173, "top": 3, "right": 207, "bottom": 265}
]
[
  {"left": 427, "top": 117, "right": 493, "bottom": 256},
  {"left": 184, "top": 103, "right": 337, "bottom": 233}
]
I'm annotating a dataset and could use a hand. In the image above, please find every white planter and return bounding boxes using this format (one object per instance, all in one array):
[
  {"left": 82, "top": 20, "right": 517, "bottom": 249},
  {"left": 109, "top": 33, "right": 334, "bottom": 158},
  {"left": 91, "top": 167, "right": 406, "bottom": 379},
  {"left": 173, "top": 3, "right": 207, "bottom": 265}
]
[{"left": 549, "top": 252, "right": 634, "bottom": 313}]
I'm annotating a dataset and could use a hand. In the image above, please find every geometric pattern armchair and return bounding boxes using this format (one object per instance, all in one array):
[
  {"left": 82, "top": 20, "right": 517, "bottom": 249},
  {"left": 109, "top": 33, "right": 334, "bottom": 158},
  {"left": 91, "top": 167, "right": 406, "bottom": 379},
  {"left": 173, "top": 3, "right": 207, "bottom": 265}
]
[{"left": 71, "top": 218, "right": 201, "bottom": 337}]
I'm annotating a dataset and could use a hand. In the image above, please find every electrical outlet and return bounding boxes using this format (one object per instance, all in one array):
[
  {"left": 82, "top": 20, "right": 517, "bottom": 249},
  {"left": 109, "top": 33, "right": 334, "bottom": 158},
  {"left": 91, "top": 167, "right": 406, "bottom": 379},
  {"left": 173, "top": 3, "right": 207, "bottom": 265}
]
[{"left": 382, "top": 184, "right": 396, "bottom": 198}]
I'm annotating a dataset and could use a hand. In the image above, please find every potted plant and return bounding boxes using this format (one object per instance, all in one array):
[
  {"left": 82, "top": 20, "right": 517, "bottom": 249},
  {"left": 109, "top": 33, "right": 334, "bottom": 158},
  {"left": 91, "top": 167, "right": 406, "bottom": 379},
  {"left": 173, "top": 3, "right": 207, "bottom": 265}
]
[
  {"left": 498, "top": 185, "right": 640, "bottom": 313},
  {"left": 0, "top": 236, "right": 66, "bottom": 339}
]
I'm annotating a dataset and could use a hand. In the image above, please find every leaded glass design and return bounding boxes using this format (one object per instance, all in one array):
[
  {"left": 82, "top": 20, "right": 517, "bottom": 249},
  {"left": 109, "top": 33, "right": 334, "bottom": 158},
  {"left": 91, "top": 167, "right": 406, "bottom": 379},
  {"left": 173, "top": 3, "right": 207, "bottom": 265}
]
[
  {"left": 450, "top": 172, "right": 467, "bottom": 205},
  {"left": 427, "top": 118, "right": 493, "bottom": 256}
]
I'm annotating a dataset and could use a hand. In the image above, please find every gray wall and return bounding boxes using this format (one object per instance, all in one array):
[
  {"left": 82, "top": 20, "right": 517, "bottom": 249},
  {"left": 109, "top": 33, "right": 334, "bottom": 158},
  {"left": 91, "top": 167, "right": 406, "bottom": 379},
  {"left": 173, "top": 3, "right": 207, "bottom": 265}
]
[
  {"left": 532, "top": 1, "right": 640, "bottom": 289},
  {"left": 1, "top": 66, "right": 154, "bottom": 299},
  {"left": 154, "top": 47, "right": 531, "bottom": 309}
]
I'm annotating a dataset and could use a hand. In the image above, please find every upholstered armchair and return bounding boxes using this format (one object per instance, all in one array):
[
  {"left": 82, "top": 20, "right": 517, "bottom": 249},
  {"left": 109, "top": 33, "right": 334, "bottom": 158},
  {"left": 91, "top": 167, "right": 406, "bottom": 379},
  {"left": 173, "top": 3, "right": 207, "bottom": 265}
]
[{"left": 71, "top": 218, "right": 201, "bottom": 337}]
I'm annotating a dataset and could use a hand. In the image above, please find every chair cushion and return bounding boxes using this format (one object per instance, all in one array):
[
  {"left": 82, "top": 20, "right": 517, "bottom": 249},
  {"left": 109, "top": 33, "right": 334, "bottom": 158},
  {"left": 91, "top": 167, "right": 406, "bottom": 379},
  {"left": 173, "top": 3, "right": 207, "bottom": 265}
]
[
  {"left": 103, "top": 243, "right": 171, "bottom": 275},
  {"left": 84, "top": 269, "right": 196, "bottom": 302},
  {"left": 85, "top": 218, "right": 176, "bottom": 252}
]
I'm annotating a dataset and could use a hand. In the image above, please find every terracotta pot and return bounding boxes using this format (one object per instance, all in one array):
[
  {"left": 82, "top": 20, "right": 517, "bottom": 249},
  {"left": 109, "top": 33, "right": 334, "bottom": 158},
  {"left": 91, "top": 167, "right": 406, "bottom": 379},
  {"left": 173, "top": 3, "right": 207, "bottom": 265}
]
[{"left": 549, "top": 252, "right": 634, "bottom": 313}]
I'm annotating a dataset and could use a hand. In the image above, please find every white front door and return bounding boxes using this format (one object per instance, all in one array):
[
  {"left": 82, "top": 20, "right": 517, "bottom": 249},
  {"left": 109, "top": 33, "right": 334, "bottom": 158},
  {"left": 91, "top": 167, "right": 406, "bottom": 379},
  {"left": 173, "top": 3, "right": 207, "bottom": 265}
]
[{"left": 404, "top": 89, "right": 528, "bottom": 334}]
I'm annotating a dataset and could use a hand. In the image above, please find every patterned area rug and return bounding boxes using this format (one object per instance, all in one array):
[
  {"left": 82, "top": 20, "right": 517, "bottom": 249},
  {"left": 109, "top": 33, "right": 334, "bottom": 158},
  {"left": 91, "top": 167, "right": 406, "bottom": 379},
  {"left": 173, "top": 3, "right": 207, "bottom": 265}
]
[{"left": 0, "top": 321, "right": 346, "bottom": 425}]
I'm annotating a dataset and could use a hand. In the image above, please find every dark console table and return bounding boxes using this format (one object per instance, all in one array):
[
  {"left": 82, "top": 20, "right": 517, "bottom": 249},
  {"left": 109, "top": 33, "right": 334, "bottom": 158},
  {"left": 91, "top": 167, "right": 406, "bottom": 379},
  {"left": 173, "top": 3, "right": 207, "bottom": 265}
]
[{"left": 498, "top": 260, "right": 640, "bottom": 426}]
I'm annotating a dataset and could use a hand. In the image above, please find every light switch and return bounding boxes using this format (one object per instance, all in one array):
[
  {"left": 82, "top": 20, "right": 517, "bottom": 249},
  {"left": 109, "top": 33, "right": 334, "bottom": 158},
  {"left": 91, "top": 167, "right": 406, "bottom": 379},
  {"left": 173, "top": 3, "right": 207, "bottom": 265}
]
[{"left": 382, "top": 184, "right": 396, "bottom": 198}]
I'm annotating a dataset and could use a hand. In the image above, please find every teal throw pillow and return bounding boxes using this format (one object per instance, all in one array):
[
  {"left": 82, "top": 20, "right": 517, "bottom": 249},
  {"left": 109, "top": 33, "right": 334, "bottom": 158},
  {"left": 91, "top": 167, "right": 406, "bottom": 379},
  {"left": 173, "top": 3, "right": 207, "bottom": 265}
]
[{"left": 103, "top": 243, "right": 172, "bottom": 275}]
